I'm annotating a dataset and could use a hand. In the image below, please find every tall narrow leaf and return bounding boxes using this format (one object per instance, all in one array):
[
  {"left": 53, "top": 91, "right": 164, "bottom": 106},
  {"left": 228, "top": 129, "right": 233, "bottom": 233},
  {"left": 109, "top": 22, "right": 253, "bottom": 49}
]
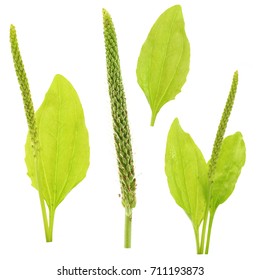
[
  {"left": 165, "top": 118, "right": 208, "bottom": 252},
  {"left": 137, "top": 5, "right": 190, "bottom": 126}
]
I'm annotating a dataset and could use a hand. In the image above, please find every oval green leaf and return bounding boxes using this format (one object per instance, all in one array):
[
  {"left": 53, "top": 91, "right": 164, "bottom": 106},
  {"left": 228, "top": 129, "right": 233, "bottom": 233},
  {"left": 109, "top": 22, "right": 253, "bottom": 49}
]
[
  {"left": 210, "top": 132, "right": 246, "bottom": 212},
  {"left": 25, "top": 74, "right": 90, "bottom": 209},
  {"left": 137, "top": 5, "right": 190, "bottom": 126},
  {"left": 165, "top": 118, "right": 208, "bottom": 227}
]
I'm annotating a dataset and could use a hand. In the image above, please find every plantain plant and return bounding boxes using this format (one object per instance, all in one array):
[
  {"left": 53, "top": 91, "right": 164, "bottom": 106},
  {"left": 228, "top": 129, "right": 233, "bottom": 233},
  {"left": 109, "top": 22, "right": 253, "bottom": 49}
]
[
  {"left": 165, "top": 71, "right": 246, "bottom": 253},
  {"left": 102, "top": 9, "right": 136, "bottom": 248},
  {"left": 137, "top": 5, "right": 190, "bottom": 126},
  {"left": 10, "top": 25, "right": 90, "bottom": 242}
]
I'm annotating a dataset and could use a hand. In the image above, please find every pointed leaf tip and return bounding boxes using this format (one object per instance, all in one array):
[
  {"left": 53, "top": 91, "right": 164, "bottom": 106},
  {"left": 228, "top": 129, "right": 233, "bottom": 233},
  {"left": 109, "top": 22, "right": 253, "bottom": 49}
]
[{"left": 53, "top": 74, "right": 69, "bottom": 83}]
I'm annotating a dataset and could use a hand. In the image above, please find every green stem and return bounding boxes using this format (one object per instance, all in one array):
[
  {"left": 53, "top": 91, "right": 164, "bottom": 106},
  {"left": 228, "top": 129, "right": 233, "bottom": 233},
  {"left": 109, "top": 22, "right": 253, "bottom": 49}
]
[
  {"left": 205, "top": 210, "right": 215, "bottom": 254},
  {"left": 47, "top": 207, "right": 56, "bottom": 242},
  {"left": 124, "top": 210, "right": 132, "bottom": 248},
  {"left": 199, "top": 198, "right": 210, "bottom": 254},
  {"left": 34, "top": 155, "right": 49, "bottom": 242},
  {"left": 150, "top": 112, "right": 156, "bottom": 126},
  {"left": 39, "top": 194, "right": 50, "bottom": 241},
  {"left": 193, "top": 225, "right": 201, "bottom": 254}
]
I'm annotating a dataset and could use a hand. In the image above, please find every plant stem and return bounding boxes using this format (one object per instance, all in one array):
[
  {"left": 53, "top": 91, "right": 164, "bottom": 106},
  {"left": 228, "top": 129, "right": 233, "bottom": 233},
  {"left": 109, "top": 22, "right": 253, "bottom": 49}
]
[
  {"left": 150, "top": 112, "right": 156, "bottom": 127},
  {"left": 205, "top": 210, "right": 215, "bottom": 254},
  {"left": 34, "top": 156, "right": 49, "bottom": 241},
  {"left": 39, "top": 194, "right": 50, "bottom": 241},
  {"left": 193, "top": 224, "right": 200, "bottom": 254},
  {"left": 124, "top": 211, "right": 132, "bottom": 248},
  {"left": 47, "top": 207, "right": 56, "bottom": 242},
  {"left": 199, "top": 200, "right": 209, "bottom": 254}
]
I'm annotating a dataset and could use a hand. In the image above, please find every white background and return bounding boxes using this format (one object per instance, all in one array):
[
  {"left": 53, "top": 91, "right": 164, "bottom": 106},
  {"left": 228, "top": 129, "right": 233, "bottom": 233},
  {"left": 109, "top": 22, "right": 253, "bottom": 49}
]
[{"left": 0, "top": 0, "right": 259, "bottom": 279}]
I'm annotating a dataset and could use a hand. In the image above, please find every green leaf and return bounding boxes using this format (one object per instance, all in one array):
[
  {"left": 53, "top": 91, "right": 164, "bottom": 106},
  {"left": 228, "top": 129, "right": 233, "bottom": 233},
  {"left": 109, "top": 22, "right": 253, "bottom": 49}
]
[
  {"left": 165, "top": 118, "right": 208, "bottom": 228},
  {"left": 210, "top": 132, "right": 246, "bottom": 212},
  {"left": 137, "top": 5, "right": 190, "bottom": 126},
  {"left": 25, "top": 74, "right": 90, "bottom": 209}
]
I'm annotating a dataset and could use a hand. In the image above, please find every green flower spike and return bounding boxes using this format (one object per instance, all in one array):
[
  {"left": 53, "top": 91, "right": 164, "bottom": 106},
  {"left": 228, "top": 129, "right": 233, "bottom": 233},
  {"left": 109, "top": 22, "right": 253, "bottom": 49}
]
[
  {"left": 200, "top": 71, "right": 239, "bottom": 254},
  {"left": 10, "top": 25, "right": 39, "bottom": 156},
  {"left": 102, "top": 9, "right": 136, "bottom": 248},
  {"left": 10, "top": 24, "right": 50, "bottom": 240}
]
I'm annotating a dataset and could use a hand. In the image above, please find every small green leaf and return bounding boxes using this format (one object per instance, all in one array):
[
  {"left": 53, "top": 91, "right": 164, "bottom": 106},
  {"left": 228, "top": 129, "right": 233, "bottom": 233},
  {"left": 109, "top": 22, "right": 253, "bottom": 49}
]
[
  {"left": 210, "top": 132, "right": 246, "bottom": 212},
  {"left": 25, "top": 74, "right": 90, "bottom": 209},
  {"left": 165, "top": 119, "right": 208, "bottom": 228},
  {"left": 137, "top": 5, "right": 190, "bottom": 126}
]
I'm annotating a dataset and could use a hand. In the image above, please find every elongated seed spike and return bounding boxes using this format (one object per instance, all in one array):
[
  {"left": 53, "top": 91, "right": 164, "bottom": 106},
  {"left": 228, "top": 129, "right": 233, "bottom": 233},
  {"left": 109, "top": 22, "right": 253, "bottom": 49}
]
[
  {"left": 200, "top": 71, "right": 239, "bottom": 254},
  {"left": 10, "top": 25, "right": 39, "bottom": 155},
  {"left": 102, "top": 9, "right": 136, "bottom": 215},
  {"left": 208, "top": 71, "right": 239, "bottom": 181}
]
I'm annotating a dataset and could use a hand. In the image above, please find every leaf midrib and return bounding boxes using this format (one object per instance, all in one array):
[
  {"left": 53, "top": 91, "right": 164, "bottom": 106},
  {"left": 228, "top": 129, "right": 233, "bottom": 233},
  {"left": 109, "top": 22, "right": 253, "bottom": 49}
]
[
  {"left": 53, "top": 81, "right": 62, "bottom": 209},
  {"left": 176, "top": 128, "right": 192, "bottom": 218},
  {"left": 37, "top": 94, "right": 52, "bottom": 207},
  {"left": 56, "top": 90, "right": 79, "bottom": 205},
  {"left": 152, "top": 11, "right": 178, "bottom": 112}
]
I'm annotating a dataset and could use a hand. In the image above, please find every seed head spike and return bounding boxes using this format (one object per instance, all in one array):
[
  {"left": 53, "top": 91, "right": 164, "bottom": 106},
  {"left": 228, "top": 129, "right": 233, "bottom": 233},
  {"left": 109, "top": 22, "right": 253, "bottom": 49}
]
[
  {"left": 102, "top": 9, "right": 137, "bottom": 215},
  {"left": 10, "top": 25, "right": 39, "bottom": 155}
]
